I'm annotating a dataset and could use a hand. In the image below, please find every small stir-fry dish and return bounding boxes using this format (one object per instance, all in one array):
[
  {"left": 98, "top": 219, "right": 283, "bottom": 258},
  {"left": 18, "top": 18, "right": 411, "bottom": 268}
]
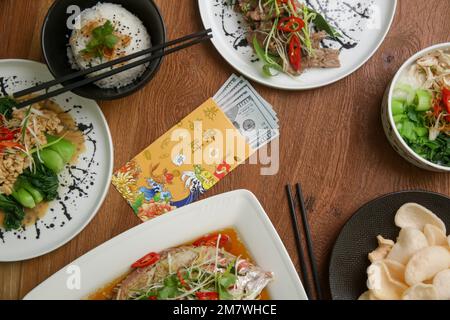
[
  {"left": 392, "top": 49, "right": 450, "bottom": 167},
  {"left": 360, "top": 203, "right": 450, "bottom": 300},
  {"left": 90, "top": 229, "right": 273, "bottom": 300},
  {"left": 235, "top": 0, "right": 341, "bottom": 77},
  {"left": 0, "top": 97, "right": 81, "bottom": 230}
]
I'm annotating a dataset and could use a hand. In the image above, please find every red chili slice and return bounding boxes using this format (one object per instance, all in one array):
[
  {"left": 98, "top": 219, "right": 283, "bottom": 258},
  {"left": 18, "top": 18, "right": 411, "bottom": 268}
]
[
  {"left": 131, "top": 252, "right": 160, "bottom": 268},
  {"left": 433, "top": 102, "right": 443, "bottom": 117},
  {"left": 192, "top": 234, "right": 231, "bottom": 248},
  {"left": 289, "top": 35, "right": 302, "bottom": 71},
  {"left": 0, "top": 127, "right": 19, "bottom": 141},
  {"left": 277, "top": 16, "right": 305, "bottom": 33},
  {"left": 195, "top": 292, "right": 219, "bottom": 300},
  {"left": 0, "top": 141, "right": 24, "bottom": 152},
  {"left": 442, "top": 87, "right": 450, "bottom": 112},
  {"left": 177, "top": 271, "right": 190, "bottom": 289},
  {"left": 148, "top": 296, "right": 157, "bottom": 300},
  {"left": 0, "top": 133, "right": 14, "bottom": 140}
]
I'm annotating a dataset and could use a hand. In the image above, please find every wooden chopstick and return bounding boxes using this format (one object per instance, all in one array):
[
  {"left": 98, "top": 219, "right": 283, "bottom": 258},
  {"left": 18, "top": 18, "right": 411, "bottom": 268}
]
[
  {"left": 296, "top": 183, "right": 323, "bottom": 300},
  {"left": 14, "top": 30, "right": 213, "bottom": 108},
  {"left": 286, "top": 185, "right": 312, "bottom": 299}
]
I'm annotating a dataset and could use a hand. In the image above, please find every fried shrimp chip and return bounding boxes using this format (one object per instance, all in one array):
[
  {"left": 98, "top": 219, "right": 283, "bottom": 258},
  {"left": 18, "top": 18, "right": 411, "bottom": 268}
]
[
  {"left": 404, "top": 246, "right": 450, "bottom": 286},
  {"left": 432, "top": 269, "right": 450, "bottom": 300},
  {"left": 395, "top": 203, "right": 446, "bottom": 233},
  {"left": 383, "top": 259, "right": 406, "bottom": 283},
  {"left": 402, "top": 283, "right": 439, "bottom": 300},
  {"left": 424, "top": 224, "right": 448, "bottom": 246},
  {"left": 368, "top": 236, "right": 395, "bottom": 263},
  {"left": 386, "top": 228, "right": 428, "bottom": 265},
  {"left": 367, "top": 261, "right": 408, "bottom": 300}
]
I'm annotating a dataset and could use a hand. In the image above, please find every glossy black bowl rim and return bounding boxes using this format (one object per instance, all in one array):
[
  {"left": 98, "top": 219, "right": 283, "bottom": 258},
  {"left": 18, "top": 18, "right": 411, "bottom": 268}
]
[
  {"left": 40, "top": 0, "right": 167, "bottom": 101},
  {"left": 328, "top": 189, "right": 450, "bottom": 300}
]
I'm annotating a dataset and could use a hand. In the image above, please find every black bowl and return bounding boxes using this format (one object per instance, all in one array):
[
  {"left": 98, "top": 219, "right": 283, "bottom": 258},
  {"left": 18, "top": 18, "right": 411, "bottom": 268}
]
[
  {"left": 41, "top": 0, "right": 166, "bottom": 100},
  {"left": 329, "top": 190, "right": 450, "bottom": 300}
]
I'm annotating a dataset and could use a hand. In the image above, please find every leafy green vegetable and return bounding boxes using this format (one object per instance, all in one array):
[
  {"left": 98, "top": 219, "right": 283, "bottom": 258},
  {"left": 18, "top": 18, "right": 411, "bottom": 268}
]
[
  {"left": 11, "top": 188, "right": 35, "bottom": 209},
  {"left": 14, "top": 176, "right": 44, "bottom": 205},
  {"left": 414, "top": 126, "right": 428, "bottom": 137},
  {"left": 40, "top": 149, "right": 65, "bottom": 173},
  {"left": 2, "top": 155, "right": 59, "bottom": 230},
  {"left": 0, "top": 194, "right": 25, "bottom": 230},
  {"left": 216, "top": 261, "right": 237, "bottom": 300},
  {"left": 29, "top": 135, "right": 65, "bottom": 154},
  {"left": 392, "top": 99, "right": 405, "bottom": 115},
  {"left": 0, "top": 96, "right": 17, "bottom": 119},
  {"left": 400, "top": 120, "right": 417, "bottom": 141},
  {"left": 308, "top": 9, "right": 341, "bottom": 39},
  {"left": 219, "top": 273, "right": 237, "bottom": 288},
  {"left": 80, "top": 20, "right": 119, "bottom": 58},
  {"left": 21, "top": 156, "right": 59, "bottom": 201},
  {"left": 393, "top": 90, "right": 450, "bottom": 167},
  {"left": 408, "top": 134, "right": 450, "bottom": 165},
  {"left": 217, "top": 273, "right": 237, "bottom": 300},
  {"left": 253, "top": 36, "right": 283, "bottom": 77},
  {"left": 46, "top": 135, "right": 76, "bottom": 163},
  {"left": 157, "top": 275, "right": 182, "bottom": 300},
  {"left": 393, "top": 114, "right": 407, "bottom": 123},
  {"left": 406, "top": 106, "right": 420, "bottom": 123},
  {"left": 414, "top": 89, "right": 432, "bottom": 111}
]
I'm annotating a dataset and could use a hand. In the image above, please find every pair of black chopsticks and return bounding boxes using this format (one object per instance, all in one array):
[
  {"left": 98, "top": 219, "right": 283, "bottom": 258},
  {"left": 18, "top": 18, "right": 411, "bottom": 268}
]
[
  {"left": 286, "top": 183, "right": 322, "bottom": 300},
  {"left": 13, "top": 28, "right": 213, "bottom": 108}
]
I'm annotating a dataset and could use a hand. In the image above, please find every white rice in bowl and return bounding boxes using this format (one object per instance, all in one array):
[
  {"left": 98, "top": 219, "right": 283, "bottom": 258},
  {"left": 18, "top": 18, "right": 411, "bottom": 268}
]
[{"left": 68, "top": 2, "right": 151, "bottom": 89}]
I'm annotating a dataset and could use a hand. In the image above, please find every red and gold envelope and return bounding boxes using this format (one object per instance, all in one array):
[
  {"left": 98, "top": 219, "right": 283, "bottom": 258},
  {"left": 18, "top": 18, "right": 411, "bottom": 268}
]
[{"left": 112, "top": 98, "right": 254, "bottom": 222}]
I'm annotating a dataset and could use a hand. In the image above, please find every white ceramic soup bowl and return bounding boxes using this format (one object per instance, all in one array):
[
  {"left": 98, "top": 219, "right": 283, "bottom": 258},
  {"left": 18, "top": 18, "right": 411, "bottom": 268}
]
[{"left": 381, "top": 42, "right": 450, "bottom": 172}]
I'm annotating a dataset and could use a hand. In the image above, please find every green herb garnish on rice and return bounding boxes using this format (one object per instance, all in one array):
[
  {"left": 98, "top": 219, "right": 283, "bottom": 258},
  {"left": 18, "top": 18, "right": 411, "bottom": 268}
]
[{"left": 80, "top": 20, "right": 119, "bottom": 58}]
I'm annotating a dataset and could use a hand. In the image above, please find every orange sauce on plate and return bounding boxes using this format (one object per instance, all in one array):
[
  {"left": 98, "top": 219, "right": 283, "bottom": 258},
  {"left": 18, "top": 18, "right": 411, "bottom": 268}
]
[{"left": 88, "top": 228, "right": 270, "bottom": 300}]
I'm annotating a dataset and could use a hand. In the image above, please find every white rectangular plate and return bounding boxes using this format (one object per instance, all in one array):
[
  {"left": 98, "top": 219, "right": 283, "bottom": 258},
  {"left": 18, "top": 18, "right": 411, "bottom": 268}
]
[{"left": 24, "top": 189, "right": 307, "bottom": 300}]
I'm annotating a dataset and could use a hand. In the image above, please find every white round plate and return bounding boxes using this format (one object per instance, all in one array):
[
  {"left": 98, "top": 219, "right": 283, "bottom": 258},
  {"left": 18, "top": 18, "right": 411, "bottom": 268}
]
[
  {"left": 199, "top": 0, "right": 397, "bottom": 90},
  {"left": 0, "top": 60, "right": 113, "bottom": 262}
]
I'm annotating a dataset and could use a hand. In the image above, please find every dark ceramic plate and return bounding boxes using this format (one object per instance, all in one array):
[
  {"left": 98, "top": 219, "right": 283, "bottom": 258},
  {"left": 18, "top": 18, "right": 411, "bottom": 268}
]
[
  {"left": 329, "top": 191, "right": 450, "bottom": 300},
  {"left": 41, "top": 0, "right": 166, "bottom": 100}
]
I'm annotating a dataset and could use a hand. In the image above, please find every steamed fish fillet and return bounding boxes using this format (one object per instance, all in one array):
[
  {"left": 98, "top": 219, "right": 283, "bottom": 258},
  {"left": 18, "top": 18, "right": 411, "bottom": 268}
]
[{"left": 114, "top": 245, "right": 273, "bottom": 300}]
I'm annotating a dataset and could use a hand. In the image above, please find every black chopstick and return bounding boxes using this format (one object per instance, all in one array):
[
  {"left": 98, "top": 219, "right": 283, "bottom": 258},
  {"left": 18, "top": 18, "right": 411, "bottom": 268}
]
[
  {"left": 14, "top": 31, "right": 212, "bottom": 108},
  {"left": 13, "top": 28, "right": 212, "bottom": 99},
  {"left": 286, "top": 185, "right": 312, "bottom": 299},
  {"left": 296, "top": 183, "right": 323, "bottom": 300}
]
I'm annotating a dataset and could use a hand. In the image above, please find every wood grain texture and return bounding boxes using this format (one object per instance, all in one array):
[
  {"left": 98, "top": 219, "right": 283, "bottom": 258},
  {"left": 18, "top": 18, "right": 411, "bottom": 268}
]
[{"left": 0, "top": 0, "right": 449, "bottom": 300}]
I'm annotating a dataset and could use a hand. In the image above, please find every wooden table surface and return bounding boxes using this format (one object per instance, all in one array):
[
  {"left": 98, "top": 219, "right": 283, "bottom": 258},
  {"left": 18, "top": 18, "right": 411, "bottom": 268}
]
[{"left": 1, "top": 0, "right": 449, "bottom": 300}]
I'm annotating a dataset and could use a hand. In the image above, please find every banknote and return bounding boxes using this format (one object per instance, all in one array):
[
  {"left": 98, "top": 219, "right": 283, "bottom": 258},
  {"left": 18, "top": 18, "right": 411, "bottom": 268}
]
[
  {"left": 218, "top": 76, "right": 278, "bottom": 123},
  {"left": 213, "top": 74, "right": 240, "bottom": 102},
  {"left": 222, "top": 89, "right": 277, "bottom": 129},
  {"left": 214, "top": 74, "right": 279, "bottom": 150},
  {"left": 223, "top": 94, "right": 276, "bottom": 145}
]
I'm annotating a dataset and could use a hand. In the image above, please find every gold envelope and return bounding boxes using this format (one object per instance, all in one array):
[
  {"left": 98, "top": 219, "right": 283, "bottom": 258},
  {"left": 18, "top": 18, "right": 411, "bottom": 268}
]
[{"left": 112, "top": 98, "right": 253, "bottom": 221}]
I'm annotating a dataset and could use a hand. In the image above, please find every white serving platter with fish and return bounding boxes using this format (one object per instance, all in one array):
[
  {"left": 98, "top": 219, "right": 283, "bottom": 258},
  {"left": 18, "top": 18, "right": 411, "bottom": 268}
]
[{"left": 24, "top": 189, "right": 307, "bottom": 300}]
